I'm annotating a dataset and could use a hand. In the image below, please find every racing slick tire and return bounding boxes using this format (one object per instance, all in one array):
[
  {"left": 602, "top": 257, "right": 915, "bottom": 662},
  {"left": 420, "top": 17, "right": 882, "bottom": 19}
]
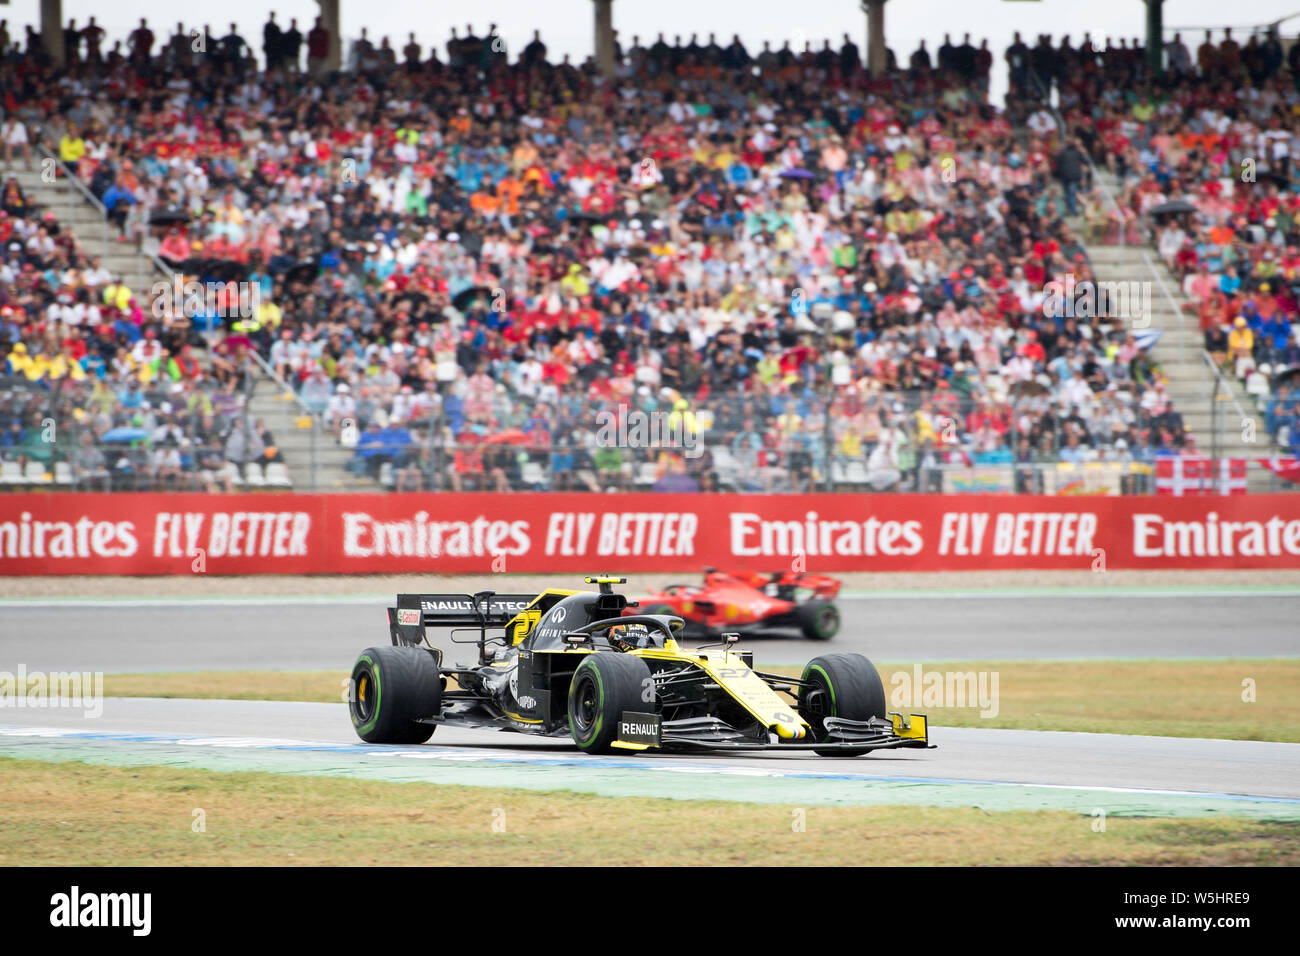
[
  {"left": 798, "top": 653, "right": 886, "bottom": 757},
  {"left": 350, "top": 646, "right": 441, "bottom": 744},
  {"left": 795, "top": 600, "right": 840, "bottom": 640},
  {"left": 567, "top": 654, "right": 652, "bottom": 755}
]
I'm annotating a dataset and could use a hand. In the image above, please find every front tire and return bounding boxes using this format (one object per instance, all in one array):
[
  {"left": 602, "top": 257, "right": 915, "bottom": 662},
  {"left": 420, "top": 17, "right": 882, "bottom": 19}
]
[
  {"left": 796, "top": 600, "right": 840, "bottom": 640},
  {"left": 567, "top": 654, "right": 652, "bottom": 754},
  {"left": 350, "top": 645, "right": 441, "bottom": 744},
  {"left": 798, "top": 653, "right": 886, "bottom": 756}
]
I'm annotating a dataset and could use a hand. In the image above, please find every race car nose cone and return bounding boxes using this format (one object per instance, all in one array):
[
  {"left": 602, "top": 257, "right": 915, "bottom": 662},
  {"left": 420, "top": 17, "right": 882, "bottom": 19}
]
[{"left": 774, "top": 722, "right": 806, "bottom": 740}]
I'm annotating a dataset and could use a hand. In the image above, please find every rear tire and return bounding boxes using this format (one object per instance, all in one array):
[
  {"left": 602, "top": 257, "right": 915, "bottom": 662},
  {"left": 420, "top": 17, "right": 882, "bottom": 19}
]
[
  {"left": 350, "top": 645, "right": 441, "bottom": 744},
  {"left": 795, "top": 600, "right": 840, "bottom": 640},
  {"left": 798, "top": 653, "right": 886, "bottom": 756},
  {"left": 567, "top": 654, "right": 652, "bottom": 754}
]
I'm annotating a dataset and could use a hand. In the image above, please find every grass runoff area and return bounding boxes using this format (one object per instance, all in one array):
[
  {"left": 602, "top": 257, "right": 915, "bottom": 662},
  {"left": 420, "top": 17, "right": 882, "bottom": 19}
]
[
  {"left": 1, "top": 757, "right": 1296, "bottom": 866},
  {"left": 101, "top": 658, "right": 1300, "bottom": 743}
]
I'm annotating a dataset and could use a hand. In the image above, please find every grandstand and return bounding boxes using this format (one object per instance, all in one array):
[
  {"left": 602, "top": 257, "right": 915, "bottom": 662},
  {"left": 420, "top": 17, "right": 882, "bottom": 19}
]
[{"left": 2, "top": 10, "right": 1299, "bottom": 495}]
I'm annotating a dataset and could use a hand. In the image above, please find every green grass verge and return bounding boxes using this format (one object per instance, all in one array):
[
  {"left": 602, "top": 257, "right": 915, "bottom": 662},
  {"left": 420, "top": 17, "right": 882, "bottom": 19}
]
[{"left": 2, "top": 757, "right": 1296, "bottom": 866}]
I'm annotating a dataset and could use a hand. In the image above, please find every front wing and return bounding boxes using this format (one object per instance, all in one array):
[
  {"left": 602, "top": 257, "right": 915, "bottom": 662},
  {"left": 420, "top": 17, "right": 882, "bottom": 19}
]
[{"left": 611, "top": 712, "right": 932, "bottom": 753}]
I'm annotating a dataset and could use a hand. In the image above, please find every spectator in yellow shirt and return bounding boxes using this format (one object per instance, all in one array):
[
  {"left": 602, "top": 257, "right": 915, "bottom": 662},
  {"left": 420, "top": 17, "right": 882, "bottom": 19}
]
[
  {"left": 254, "top": 299, "right": 282, "bottom": 330},
  {"left": 6, "top": 342, "right": 38, "bottom": 379},
  {"left": 59, "top": 127, "right": 87, "bottom": 175},
  {"left": 102, "top": 279, "right": 132, "bottom": 313},
  {"left": 1227, "top": 316, "right": 1254, "bottom": 364}
]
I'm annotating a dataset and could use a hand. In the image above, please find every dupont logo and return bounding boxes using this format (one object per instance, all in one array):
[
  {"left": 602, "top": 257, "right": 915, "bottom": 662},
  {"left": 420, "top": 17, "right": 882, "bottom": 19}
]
[{"left": 396, "top": 609, "right": 421, "bottom": 627}]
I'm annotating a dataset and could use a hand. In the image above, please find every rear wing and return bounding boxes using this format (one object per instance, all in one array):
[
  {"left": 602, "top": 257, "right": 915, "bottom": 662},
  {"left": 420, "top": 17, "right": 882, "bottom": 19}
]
[{"left": 388, "top": 592, "right": 536, "bottom": 646}]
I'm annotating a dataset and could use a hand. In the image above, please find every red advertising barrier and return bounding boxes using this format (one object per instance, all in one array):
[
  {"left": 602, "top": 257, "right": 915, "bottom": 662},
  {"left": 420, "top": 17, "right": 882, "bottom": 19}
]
[{"left": 2, "top": 493, "right": 1300, "bottom": 575}]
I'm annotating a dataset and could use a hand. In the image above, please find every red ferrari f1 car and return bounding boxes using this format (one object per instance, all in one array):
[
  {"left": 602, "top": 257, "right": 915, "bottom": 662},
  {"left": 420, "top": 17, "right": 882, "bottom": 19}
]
[{"left": 630, "top": 568, "right": 842, "bottom": 640}]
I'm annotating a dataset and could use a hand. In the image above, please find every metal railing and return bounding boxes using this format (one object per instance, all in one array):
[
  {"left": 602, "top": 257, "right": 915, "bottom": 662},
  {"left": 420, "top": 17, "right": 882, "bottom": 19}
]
[
  {"left": 1201, "top": 349, "right": 1261, "bottom": 458},
  {"left": 244, "top": 350, "right": 322, "bottom": 492},
  {"left": 34, "top": 141, "right": 155, "bottom": 290},
  {"left": 7, "top": 423, "right": 1296, "bottom": 494},
  {"left": 1143, "top": 250, "right": 1194, "bottom": 367}
]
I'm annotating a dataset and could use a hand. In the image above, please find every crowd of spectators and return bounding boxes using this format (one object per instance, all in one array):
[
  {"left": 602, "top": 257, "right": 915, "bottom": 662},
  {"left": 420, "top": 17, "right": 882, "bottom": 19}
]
[
  {"left": 1017, "top": 27, "right": 1300, "bottom": 461},
  {"left": 3, "top": 16, "right": 1296, "bottom": 493}
]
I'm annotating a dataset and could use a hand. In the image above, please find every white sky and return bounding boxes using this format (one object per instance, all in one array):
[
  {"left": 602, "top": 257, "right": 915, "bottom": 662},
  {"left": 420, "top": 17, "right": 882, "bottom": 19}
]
[{"left": 4, "top": 0, "right": 1299, "bottom": 105}]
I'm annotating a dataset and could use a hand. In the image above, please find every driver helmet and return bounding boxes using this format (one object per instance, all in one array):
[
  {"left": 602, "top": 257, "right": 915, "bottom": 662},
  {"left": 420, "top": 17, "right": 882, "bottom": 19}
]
[{"left": 607, "top": 622, "right": 649, "bottom": 652}]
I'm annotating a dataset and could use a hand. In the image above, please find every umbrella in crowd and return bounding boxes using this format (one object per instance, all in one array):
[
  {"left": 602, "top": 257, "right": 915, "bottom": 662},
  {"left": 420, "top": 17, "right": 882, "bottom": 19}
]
[
  {"left": 1133, "top": 329, "right": 1163, "bottom": 351},
  {"left": 451, "top": 285, "right": 495, "bottom": 312},
  {"left": 561, "top": 209, "right": 612, "bottom": 225},
  {"left": 197, "top": 258, "right": 247, "bottom": 283},
  {"left": 482, "top": 429, "right": 532, "bottom": 446},
  {"left": 1270, "top": 364, "right": 1300, "bottom": 389},
  {"left": 1009, "top": 379, "right": 1050, "bottom": 398},
  {"left": 148, "top": 208, "right": 192, "bottom": 226},
  {"left": 778, "top": 168, "right": 816, "bottom": 180},
  {"left": 283, "top": 260, "right": 321, "bottom": 285},
  {"left": 100, "top": 426, "right": 149, "bottom": 443},
  {"left": 1146, "top": 200, "right": 1198, "bottom": 217}
]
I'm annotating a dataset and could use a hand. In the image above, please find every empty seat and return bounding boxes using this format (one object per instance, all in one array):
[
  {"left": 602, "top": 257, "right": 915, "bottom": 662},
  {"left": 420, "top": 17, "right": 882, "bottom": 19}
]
[
  {"left": 711, "top": 445, "right": 736, "bottom": 486},
  {"left": 1245, "top": 372, "right": 1270, "bottom": 397},
  {"left": 24, "top": 461, "right": 51, "bottom": 485},
  {"left": 265, "top": 462, "right": 292, "bottom": 487},
  {"left": 844, "top": 460, "right": 871, "bottom": 485},
  {"left": 244, "top": 462, "right": 266, "bottom": 487},
  {"left": 521, "top": 460, "right": 546, "bottom": 487},
  {"left": 634, "top": 461, "right": 657, "bottom": 485},
  {"left": 1, "top": 460, "right": 25, "bottom": 486},
  {"left": 378, "top": 461, "right": 395, "bottom": 487},
  {"left": 54, "top": 461, "right": 73, "bottom": 485}
]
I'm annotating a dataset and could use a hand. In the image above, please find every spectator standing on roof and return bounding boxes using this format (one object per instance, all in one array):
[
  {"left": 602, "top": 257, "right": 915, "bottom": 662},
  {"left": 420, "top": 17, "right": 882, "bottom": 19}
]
[
  {"left": 307, "top": 18, "right": 330, "bottom": 76},
  {"left": 281, "top": 19, "right": 303, "bottom": 71},
  {"left": 263, "top": 14, "right": 282, "bottom": 71}
]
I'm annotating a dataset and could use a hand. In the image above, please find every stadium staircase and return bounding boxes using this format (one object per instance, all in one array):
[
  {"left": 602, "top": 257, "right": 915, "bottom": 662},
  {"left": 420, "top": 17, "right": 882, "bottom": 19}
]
[
  {"left": 1084, "top": 170, "right": 1272, "bottom": 491},
  {"left": 12, "top": 164, "right": 155, "bottom": 292},
  {"left": 15, "top": 157, "right": 364, "bottom": 492},
  {"left": 243, "top": 369, "right": 359, "bottom": 492}
]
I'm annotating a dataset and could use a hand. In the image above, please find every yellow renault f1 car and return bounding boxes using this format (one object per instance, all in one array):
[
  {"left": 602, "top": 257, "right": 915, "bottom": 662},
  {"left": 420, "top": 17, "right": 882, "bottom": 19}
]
[{"left": 349, "top": 577, "right": 931, "bottom": 756}]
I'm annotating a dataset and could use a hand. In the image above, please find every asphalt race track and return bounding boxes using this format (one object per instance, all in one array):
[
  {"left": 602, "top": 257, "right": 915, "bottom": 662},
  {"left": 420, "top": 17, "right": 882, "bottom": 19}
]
[
  {"left": 2, "top": 592, "right": 1299, "bottom": 672},
  {"left": 1, "top": 697, "right": 1298, "bottom": 819},
  {"left": 2, "top": 592, "right": 1297, "bottom": 817}
]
